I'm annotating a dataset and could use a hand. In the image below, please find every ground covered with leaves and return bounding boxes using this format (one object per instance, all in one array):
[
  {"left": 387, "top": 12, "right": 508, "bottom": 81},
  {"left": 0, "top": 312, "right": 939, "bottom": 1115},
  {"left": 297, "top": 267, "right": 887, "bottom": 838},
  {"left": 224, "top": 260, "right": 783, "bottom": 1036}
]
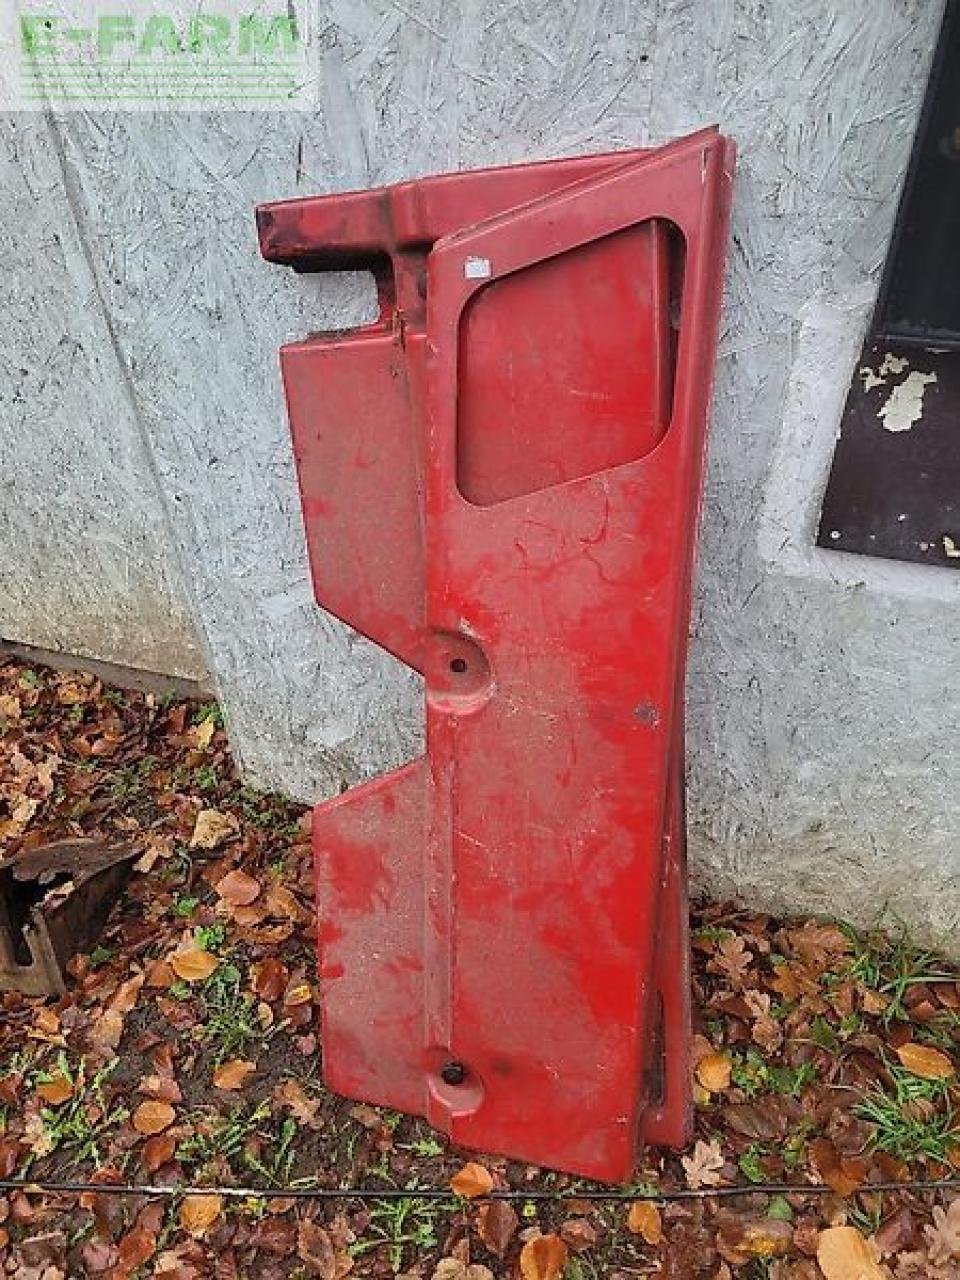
[{"left": 0, "top": 655, "right": 957, "bottom": 1279}]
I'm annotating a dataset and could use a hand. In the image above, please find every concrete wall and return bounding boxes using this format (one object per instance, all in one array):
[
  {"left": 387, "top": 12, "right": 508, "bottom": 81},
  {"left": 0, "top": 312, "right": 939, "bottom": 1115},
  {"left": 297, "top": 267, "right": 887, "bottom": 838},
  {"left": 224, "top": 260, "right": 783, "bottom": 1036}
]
[{"left": 4, "top": 0, "right": 957, "bottom": 953}]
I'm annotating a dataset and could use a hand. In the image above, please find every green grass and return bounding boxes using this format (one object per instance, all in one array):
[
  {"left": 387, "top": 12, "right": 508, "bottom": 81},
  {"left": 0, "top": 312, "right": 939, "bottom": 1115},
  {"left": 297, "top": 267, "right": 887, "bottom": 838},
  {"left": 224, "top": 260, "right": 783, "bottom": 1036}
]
[
  {"left": 196, "top": 963, "right": 272, "bottom": 1065},
  {"left": 193, "top": 702, "right": 223, "bottom": 729},
  {"left": 350, "top": 1195, "right": 440, "bottom": 1273},
  {"left": 856, "top": 1064, "right": 959, "bottom": 1163},
  {"left": 244, "top": 1115, "right": 298, "bottom": 1186},
  {"left": 177, "top": 1101, "right": 271, "bottom": 1172},
  {"left": 30, "top": 1056, "right": 128, "bottom": 1168},
  {"left": 731, "top": 1048, "right": 817, "bottom": 1099},
  {"left": 842, "top": 914, "right": 956, "bottom": 1024},
  {"left": 109, "top": 757, "right": 157, "bottom": 799}
]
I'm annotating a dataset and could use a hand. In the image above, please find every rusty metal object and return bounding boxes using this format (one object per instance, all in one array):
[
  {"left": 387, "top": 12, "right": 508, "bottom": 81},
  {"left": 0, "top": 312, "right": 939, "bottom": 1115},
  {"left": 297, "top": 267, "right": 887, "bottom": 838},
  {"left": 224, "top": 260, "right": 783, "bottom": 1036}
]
[{"left": 0, "top": 839, "right": 136, "bottom": 997}]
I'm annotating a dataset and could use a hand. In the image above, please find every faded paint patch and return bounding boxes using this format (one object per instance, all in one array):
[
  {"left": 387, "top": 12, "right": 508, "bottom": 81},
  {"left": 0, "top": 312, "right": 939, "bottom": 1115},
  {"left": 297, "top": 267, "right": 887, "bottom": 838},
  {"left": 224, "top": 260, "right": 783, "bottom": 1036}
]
[
  {"left": 880, "top": 352, "right": 909, "bottom": 377},
  {"left": 859, "top": 353, "right": 914, "bottom": 393},
  {"left": 877, "top": 370, "right": 937, "bottom": 433}
]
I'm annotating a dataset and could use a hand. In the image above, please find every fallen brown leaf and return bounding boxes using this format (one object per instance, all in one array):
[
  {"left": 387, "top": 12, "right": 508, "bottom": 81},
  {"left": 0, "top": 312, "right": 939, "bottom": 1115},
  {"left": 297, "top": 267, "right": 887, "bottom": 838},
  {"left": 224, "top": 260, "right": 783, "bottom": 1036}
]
[
  {"left": 132, "top": 1100, "right": 175, "bottom": 1136},
  {"left": 896, "top": 1041, "right": 955, "bottom": 1081},
  {"left": 213, "top": 1059, "right": 256, "bottom": 1091},
  {"left": 114, "top": 1226, "right": 157, "bottom": 1274},
  {"left": 810, "top": 1138, "right": 867, "bottom": 1197},
  {"left": 180, "top": 1194, "right": 222, "bottom": 1238},
  {"left": 924, "top": 1198, "right": 960, "bottom": 1266},
  {"left": 627, "top": 1200, "right": 662, "bottom": 1245},
  {"left": 519, "top": 1234, "right": 568, "bottom": 1280},
  {"left": 450, "top": 1161, "right": 494, "bottom": 1199},
  {"left": 681, "top": 1137, "right": 725, "bottom": 1189},
  {"left": 476, "top": 1200, "right": 518, "bottom": 1257},
  {"left": 140, "top": 1134, "right": 176, "bottom": 1174},
  {"left": 0, "top": 1136, "right": 21, "bottom": 1177},
  {"left": 169, "top": 948, "right": 218, "bottom": 982},
  {"left": 816, "top": 1225, "right": 886, "bottom": 1280},
  {"left": 189, "top": 809, "right": 239, "bottom": 851},
  {"left": 696, "top": 1051, "right": 733, "bottom": 1093},
  {"left": 215, "top": 868, "right": 262, "bottom": 907},
  {"left": 717, "top": 1215, "right": 794, "bottom": 1265},
  {"left": 431, "top": 1260, "right": 494, "bottom": 1280},
  {"left": 560, "top": 1216, "right": 597, "bottom": 1253},
  {"left": 253, "top": 957, "right": 289, "bottom": 1002},
  {"left": 297, "top": 1218, "right": 354, "bottom": 1278},
  {"left": 145, "top": 959, "right": 176, "bottom": 989},
  {"left": 275, "top": 1079, "right": 323, "bottom": 1129},
  {"left": 35, "top": 1075, "right": 73, "bottom": 1106}
]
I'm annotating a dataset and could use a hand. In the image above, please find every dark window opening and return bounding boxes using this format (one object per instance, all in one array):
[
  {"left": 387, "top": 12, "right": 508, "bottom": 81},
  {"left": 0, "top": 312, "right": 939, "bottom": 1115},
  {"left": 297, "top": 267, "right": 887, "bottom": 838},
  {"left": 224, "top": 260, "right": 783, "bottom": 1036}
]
[{"left": 817, "top": 0, "right": 960, "bottom": 570}]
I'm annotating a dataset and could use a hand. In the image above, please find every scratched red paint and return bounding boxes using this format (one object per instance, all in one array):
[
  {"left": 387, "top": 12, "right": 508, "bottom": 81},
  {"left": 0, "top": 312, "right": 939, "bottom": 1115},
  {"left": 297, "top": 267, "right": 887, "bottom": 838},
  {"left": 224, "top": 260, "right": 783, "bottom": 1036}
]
[{"left": 258, "top": 129, "right": 734, "bottom": 1182}]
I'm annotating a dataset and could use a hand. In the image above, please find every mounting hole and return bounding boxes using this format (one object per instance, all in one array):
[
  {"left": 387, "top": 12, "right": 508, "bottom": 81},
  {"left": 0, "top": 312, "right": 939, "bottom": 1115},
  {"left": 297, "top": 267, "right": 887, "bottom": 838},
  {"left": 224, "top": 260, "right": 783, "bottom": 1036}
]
[
  {"left": 449, "top": 657, "right": 468, "bottom": 674},
  {"left": 440, "top": 1060, "right": 466, "bottom": 1086}
]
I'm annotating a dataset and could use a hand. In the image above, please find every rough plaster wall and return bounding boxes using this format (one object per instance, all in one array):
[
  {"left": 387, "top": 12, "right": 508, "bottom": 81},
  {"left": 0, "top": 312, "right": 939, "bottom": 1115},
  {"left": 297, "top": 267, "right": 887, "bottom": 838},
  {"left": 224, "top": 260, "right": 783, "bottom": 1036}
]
[
  {"left": 14, "top": 0, "right": 958, "bottom": 950},
  {"left": 0, "top": 116, "right": 207, "bottom": 681}
]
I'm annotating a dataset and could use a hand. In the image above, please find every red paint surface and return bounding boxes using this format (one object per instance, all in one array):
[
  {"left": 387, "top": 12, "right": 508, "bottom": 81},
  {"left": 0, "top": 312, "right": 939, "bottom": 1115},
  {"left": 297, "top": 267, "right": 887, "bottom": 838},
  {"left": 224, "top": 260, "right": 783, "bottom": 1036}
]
[{"left": 257, "top": 129, "right": 734, "bottom": 1182}]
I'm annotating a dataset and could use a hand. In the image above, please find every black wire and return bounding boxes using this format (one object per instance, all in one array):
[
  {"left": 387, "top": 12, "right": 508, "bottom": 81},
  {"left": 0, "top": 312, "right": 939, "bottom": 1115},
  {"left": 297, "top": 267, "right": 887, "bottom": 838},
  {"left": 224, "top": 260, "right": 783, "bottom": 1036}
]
[{"left": 0, "top": 1177, "right": 957, "bottom": 1202}]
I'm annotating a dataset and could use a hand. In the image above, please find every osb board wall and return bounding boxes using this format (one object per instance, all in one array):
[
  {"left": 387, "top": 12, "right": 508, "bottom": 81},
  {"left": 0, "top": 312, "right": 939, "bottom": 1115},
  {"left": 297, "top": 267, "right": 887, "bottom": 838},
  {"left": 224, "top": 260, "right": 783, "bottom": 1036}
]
[
  {"left": 0, "top": 115, "right": 207, "bottom": 681},
  {"left": 4, "top": 0, "right": 957, "bottom": 952}
]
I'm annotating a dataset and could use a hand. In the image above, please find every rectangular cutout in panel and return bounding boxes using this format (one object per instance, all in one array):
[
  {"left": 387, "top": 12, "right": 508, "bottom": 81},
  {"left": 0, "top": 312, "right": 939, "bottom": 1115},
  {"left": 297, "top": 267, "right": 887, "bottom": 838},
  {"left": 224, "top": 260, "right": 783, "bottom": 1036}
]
[{"left": 456, "top": 222, "right": 678, "bottom": 506}]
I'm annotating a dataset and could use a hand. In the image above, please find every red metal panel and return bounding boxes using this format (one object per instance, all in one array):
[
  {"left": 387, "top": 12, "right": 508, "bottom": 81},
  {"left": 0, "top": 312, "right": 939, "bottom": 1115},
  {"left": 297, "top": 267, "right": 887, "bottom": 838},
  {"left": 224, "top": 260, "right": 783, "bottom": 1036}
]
[{"left": 258, "top": 128, "right": 734, "bottom": 1182}]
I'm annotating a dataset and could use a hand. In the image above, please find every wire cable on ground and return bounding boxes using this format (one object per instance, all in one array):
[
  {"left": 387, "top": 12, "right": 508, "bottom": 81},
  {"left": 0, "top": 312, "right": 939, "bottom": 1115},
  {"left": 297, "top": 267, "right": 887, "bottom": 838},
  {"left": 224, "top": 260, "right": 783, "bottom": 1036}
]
[{"left": 0, "top": 1178, "right": 957, "bottom": 1202}]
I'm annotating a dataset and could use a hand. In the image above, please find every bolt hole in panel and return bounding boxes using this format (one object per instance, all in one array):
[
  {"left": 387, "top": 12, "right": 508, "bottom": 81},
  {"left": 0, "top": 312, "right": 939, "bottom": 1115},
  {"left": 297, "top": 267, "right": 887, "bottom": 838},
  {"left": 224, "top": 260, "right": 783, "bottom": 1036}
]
[{"left": 257, "top": 130, "right": 734, "bottom": 1182}]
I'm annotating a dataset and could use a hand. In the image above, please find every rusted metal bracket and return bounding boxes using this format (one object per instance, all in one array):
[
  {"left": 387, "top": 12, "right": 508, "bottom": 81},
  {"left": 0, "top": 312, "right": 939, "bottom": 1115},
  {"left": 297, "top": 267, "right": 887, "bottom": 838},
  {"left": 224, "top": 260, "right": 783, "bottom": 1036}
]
[{"left": 0, "top": 839, "right": 136, "bottom": 997}]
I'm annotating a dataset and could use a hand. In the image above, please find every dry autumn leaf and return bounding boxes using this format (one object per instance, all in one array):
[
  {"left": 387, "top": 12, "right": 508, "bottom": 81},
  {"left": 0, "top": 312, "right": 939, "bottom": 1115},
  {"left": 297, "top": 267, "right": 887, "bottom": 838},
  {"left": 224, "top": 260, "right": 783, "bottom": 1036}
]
[
  {"left": 140, "top": 1134, "right": 176, "bottom": 1174},
  {"left": 810, "top": 1137, "right": 867, "bottom": 1197},
  {"left": 627, "top": 1200, "right": 662, "bottom": 1245},
  {"left": 925, "top": 1198, "right": 960, "bottom": 1265},
  {"left": 476, "top": 1200, "right": 518, "bottom": 1257},
  {"left": 169, "top": 948, "right": 219, "bottom": 982},
  {"left": 560, "top": 1217, "right": 597, "bottom": 1253},
  {"left": 192, "top": 717, "right": 216, "bottom": 750},
  {"left": 189, "top": 808, "right": 239, "bottom": 851},
  {"left": 717, "top": 1216, "right": 794, "bottom": 1265},
  {"left": 145, "top": 959, "right": 176, "bottom": 989},
  {"left": 132, "top": 1100, "right": 175, "bottom": 1136},
  {"left": 215, "top": 868, "right": 262, "bottom": 907},
  {"left": 35, "top": 1075, "right": 74, "bottom": 1105},
  {"left": 696, "top": 1051, "right": 733, "bottom": 1093},
  {"left": 449, "top": 1161, "right": 494, "bottom": 1199},
  {"left": 180, "top": 1193, "right": 223, "bottom": 1238},
  {"left": 432, "top": 1261, "right": 494, "bottom": 1280},
  {"left": 213, "top": 1059, "right": 256, "bottom": 1091},
  {"left": 681, "top": 1137, "right": 725, "bottom": 1189},
  {"left": 519, "top": 1234, "right": 568, "bottom": 1280},
  {"left": 115, "top": 1226, "right": 157, "bottom": 1273},
  {"left": 252, "top": 957, "right": 289, "bottom": 1002},
  {"left": 817, "top": 1225, "right": 886, "bottom": 1280},
  {"left": 896, "top": 1041, "right": 955, "bottom": 1081},
  {"left": 274, "top": 1078, "right": 323, "bottom": 1129}
]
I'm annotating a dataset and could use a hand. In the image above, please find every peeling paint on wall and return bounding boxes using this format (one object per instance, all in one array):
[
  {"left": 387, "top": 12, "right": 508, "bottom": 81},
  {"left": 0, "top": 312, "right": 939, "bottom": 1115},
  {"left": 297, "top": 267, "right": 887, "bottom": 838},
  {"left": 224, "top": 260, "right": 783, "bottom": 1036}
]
[{"left": 877, "top": 369, "right": 937, "bottom": 433}]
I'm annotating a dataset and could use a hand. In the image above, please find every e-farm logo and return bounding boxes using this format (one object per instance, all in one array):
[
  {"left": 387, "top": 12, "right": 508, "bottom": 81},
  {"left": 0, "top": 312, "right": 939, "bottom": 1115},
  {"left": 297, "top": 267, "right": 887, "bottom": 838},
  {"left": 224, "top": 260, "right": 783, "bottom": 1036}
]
[{"left": 14, "top": 5, "right": 309, "bottom": 108}]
